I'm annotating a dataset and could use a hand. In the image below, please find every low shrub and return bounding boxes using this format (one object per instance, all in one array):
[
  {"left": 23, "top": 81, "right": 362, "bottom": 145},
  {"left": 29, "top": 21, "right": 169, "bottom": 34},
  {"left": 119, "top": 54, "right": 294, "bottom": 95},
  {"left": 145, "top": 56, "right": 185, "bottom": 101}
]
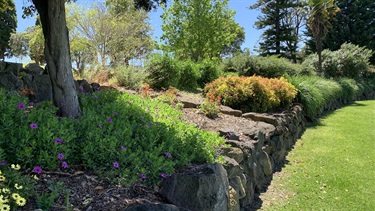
[
  {"left": 204, "top": 75, "right": 297, "bottom": 113},
  {"left": 302, "top": 43, "right": 373, "bottom": 78},
  {"left": 110, "top": 65, "right": 148, "bottom": 90},
  {"left": 146, "top": 54, "right": 222, "bottom": 90},
  {"left": 199, "top": 101, "right": 220, "bottom": 118},
  {"left": 221, "top": 53, "right": 306, "bottom": 78},
  {"left": 0, "top": 88, "right": 225, "bottom": 187},
  {"left": 145, "top": 54, "right": 180, "bottom": 89},
  {"left": 286, "top": 75, "right": 375, "bottom": 119}
]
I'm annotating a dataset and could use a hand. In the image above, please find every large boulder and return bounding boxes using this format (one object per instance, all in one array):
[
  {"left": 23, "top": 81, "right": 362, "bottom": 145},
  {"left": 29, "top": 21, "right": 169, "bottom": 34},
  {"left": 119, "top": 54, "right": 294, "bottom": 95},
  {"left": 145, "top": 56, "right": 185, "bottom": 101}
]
[
  {"left": 0, "top": 61, "right": 22, "bottom": 75},
  {"left": 25, "top": 63, "right": 44, "bottom": 75},
  {"left": 161, "top": 163, "right": 229, "bottom": 211},
  {"left": 33, "top": 75, "right": 52, "bottom": 102},
  {"left": 0, "top": 73, "right": 23, "bottom": 91}
]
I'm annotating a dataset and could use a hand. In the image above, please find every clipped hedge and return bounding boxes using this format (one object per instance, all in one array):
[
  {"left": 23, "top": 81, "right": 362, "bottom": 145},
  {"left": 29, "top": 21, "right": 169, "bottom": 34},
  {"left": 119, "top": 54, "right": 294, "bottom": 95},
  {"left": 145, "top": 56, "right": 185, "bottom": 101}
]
[{"left": 204, "top": 75, "right": 297, "bottom": 113}]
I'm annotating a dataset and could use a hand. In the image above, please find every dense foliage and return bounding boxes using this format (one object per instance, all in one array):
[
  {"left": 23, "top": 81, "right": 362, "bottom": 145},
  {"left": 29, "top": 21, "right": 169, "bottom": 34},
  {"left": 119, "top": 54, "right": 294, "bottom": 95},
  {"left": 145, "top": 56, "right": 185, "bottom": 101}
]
[
  {"left": 302, "top": 43, "right": 373, "bottom": 78},
  {"left": 287, "top": 75, "right": 375, "bottom": 119},
  {"left": 204, "top": 75, "right": 297, "bottom": 113},
  {"left": 221, "top": 52, "right": 313, "bottom": 78},
  {"left": 161, "top": 0, "right": 240, "bottom": 61},
  {"left": 0, "top": 89, "right": 225, "bottom": 186},
  {"left": 0, "top": 0, "right": 17, "bottom": 59},
  {"left": 146, "top": 54, "right": 221, "bottom": 90}
]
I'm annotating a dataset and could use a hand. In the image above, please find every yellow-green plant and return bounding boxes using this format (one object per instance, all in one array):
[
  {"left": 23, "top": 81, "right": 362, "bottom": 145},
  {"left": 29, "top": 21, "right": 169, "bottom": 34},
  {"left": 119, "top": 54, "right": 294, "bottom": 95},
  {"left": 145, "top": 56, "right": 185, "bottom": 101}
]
[{"left": 0, "top": 162, "right": 36, "bottom": 210}]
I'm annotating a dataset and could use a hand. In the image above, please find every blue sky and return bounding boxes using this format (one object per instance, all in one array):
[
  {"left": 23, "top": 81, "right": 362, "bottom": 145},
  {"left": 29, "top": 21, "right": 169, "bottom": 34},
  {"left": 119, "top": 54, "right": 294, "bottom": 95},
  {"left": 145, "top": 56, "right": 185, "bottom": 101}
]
[{"left": 11, "top": 0, "right": 262, "bottom": 62}]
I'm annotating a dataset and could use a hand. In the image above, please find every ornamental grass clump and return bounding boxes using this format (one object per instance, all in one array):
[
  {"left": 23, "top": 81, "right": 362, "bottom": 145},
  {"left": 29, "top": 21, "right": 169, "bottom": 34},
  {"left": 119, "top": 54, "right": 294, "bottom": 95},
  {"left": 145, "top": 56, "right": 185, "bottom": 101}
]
[{"left": 204, "top": 75, "right": 297, "bottom": 113}]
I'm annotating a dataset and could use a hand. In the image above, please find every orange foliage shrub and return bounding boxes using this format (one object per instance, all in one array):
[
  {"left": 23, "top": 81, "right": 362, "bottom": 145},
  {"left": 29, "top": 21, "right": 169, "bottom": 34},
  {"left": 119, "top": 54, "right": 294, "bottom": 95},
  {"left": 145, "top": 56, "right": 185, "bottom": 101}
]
[{"left": 203, "top": 75, "right": 297, "bottom": 112}]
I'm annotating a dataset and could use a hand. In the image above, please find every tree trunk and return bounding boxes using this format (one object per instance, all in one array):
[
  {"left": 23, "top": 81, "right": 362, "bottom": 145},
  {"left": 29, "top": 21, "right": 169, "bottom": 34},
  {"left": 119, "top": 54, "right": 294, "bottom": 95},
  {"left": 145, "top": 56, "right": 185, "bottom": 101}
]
[
  {"left": 32, "top": 0, "right": 81, "bottom": 118},
  {"left": 316, "top": 36, "right": 323, "bottom": 75}
]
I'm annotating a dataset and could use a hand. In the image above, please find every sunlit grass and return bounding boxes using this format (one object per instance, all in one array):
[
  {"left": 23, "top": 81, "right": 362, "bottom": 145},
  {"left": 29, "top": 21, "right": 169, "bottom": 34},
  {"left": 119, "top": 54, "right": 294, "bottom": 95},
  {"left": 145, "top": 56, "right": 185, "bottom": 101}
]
[{"left": 260, "top": 100, "right": 375, "bottom": 210}]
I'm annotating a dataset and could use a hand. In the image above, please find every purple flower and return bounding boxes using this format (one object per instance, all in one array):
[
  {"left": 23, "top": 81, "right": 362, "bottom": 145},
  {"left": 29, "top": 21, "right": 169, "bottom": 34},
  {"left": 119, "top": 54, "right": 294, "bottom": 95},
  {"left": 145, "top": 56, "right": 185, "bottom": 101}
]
[
  {"left": 107, "top": 117, "right": 113, "bottom": 123},
  {"left": 114, "top": 111, "right": 118, "bottom": 115},
  {"left": 113, "top": 162, "right": 119, "bottom": 168},
  {"left": 165, "top": 152, "right": 172, "bottom": 158},
  {"left": 213, "top": 145, "right": 218, "bottom": 149},
  {"left": 155, "top": 109, "right": 159, "bottom": 113},
  {"left": 98, "top": 124, "right": 102, "bottom": 129},
  {"left": 30, "top": 123, "right": 38, "bottom": 129},
  {"left": 121, "top": 146, "right": 127, "bottom": 151},
  {"left": 33, "top": 166, "right": 42, "bottom": 175},
  {"left": 61, "top": 161, "right": 68, "bottom": 168},
  {"left": 54, "top": 138, "right": 65, "bottom": 144},
  {"left": 79, "top": 86, "right": 85, "bottom": 92},
  {"left": 161, "top": 173, "right": 168, "bottom": 179},
  {"left": 0, "top": 161, "right": 7, "bottom": 166},
  {"left": 94, "top": 95, "right": 98, "bottom": 99},
  {"left": 57, "top": 153, "right": 64, "bottom": 160},
  {"left": 140, "top": 173, "right": 147, "bottom": 179},
  {"left": 18, "top": 103, "right": 25, "bottom": 109}
]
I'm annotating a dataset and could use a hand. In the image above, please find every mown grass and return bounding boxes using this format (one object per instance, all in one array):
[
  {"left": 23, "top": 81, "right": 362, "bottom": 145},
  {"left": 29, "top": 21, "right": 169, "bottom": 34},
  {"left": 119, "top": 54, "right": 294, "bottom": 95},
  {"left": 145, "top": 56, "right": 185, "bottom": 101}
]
[{"left": 260, "top": 100, "right": 375, "bottom": 210}]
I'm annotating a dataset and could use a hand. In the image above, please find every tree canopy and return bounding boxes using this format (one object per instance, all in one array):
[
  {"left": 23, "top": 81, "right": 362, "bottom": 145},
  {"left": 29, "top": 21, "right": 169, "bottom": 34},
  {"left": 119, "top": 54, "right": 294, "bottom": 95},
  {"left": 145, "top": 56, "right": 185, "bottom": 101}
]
[
  {"left": 161, "top": 0, "right": 241, "bottom": 61},
  {"left": 0, "top": 0, "right": 17, "bottom": 59}
]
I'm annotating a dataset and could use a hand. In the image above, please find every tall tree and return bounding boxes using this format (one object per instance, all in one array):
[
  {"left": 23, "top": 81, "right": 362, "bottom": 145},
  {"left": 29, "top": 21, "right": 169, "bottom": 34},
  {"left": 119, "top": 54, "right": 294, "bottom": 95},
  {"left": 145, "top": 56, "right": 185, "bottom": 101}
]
[
  {"left": 66, "top": 2, "right": 153, "bottom": 67},
  {"left": 321, "top": 0, "right": 375, "bottom": 64},
  {"left": 161, "top": 0, "right": 240, "bottom": 61},
  {"left": 307, "top": 0, "right": 339, "bottom": 73},
  {"left": 28, "top": 0, "right": 81, "bottom": 118},
  {"left": 22, "top": 0, "right": 165, "bottom": 117},
  {"left": 0, "top": 0, "right": 17, "bottom": 60},
  {"left": 251, "top": 0, "right": 301, "bottom": 60}
]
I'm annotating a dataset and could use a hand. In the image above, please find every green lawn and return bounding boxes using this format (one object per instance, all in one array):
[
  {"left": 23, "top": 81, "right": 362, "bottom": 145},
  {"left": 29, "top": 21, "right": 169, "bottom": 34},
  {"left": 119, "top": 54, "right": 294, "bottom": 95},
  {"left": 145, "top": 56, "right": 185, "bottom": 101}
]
[{"left": 260, "top": 100, "right": 375, "bottom": 210}]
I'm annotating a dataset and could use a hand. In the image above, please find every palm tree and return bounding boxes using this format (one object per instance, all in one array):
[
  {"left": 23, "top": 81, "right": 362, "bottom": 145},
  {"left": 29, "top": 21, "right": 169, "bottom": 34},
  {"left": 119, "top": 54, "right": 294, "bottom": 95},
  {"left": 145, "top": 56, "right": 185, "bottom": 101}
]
[{"left": 307, "top": 0, "right": 339, "bottom": 74}]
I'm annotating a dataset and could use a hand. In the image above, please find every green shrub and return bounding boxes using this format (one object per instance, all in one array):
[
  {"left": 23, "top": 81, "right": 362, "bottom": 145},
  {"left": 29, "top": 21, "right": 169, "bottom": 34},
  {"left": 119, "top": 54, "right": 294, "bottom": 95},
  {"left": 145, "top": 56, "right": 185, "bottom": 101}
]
[
  {"left": 111, "top": 65, "right": 148, "bottom": 89},
  {"left": 302, "top": 43, "right": 373, "bottom": 78},
  {"left": 0, "top": 88, "right": 225, "bottom": 186},
  {"left": 204, "top": 75, "right": 297, "bottom": 113},
  {"left": 221, "top": 53, "right": 306, "bottom": 78},
  {"left": 145, "top": 54, "right": 180, "bottom": 89},
  {"left": 200, "top": 101, "right": 220, "bottom": 118},
  {"left": 177, "top": 60, "right": 200, "bottom": 90},
  {"left": 197, "top": 59, "right": 222, "bottom": 87}
]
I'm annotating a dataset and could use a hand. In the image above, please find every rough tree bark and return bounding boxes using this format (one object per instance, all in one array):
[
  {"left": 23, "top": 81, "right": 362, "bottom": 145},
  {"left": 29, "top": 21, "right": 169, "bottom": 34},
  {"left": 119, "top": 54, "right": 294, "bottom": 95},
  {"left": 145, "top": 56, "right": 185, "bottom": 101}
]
[{"left": 32, "top": 0, "right": 81, "bottom": 118}]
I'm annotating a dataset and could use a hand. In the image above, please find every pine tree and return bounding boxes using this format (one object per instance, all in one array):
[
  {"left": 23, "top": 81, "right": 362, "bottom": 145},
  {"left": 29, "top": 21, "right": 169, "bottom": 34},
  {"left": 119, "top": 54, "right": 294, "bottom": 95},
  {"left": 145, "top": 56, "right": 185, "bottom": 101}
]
[{"left": 251, "top": 0, "right": 303, "bottom": 61}]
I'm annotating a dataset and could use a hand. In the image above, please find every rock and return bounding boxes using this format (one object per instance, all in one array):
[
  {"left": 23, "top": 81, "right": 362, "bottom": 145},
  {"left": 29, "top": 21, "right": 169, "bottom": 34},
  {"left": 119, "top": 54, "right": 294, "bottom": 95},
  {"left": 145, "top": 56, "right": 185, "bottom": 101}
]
[
  {"left": 161, "top": 163, "right": 229, "bottom": 211},
  {"left": 220, "top": 105, "right": 242, "bottom": 117},
  {"left": 243, "top": 122, "right": 275, "bottom": 140},
  {"left": 33, "top": 75, "right": 52, "bottom": 102},
  {"left": 258, "top": 151, "right": 273, "bottom": 176},
  {"left": 228, "top": 186, "right": 240, "bottom": 211},
  {"left": 229, "top": 176, "right": 246, "bottom": 199},
  {"left": 124, "top": 202, "right": 187, "bottom": 211},
  {"left": 76, "top": 79, "right": 93, "bottom": 93},
  {"left": 25, "top": 63, "right": 44, "bottom": 75},
  {"left": 179, "top": 99, "right": 202, "bottom": 108},
  {"left": 1, "top": 61, "right": 22, "bottom": 75},
  {"left": 0, "top": 73, "right": 23, "bottom": 91},
  {"left": 239, "top": 175, "right": 254, "bottom": 207},
  {"left": 242, "top": 112, "right": 280, "bottom": 127},
  {"left": 223, "top": 147, "right": 244, "bottom": 164},
  {"left": 224, "top": 156, "right": 243, "bottom": 179},
  {"left": 219, "top": 129, "right": 240, "bottom": 140}
]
